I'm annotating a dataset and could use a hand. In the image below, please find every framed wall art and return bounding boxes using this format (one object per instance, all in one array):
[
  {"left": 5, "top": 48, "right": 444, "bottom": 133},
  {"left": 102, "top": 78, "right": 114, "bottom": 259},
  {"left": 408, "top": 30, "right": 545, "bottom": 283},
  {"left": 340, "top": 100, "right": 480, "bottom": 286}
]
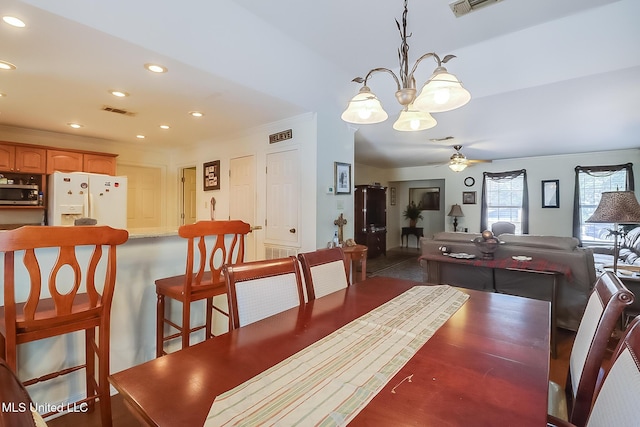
[
  {"left": 334, "top": 162, "right": 351, "bottom": 194},
  {"left": 462, "top": 191, "right": 476, "bottom": 204},
  {"left": 390, "top": 187, "right": 397, "bottom": 205},
  {"left": 542, "top": 179, "right": 559, "bottom": 208},
  {"left": 409, "top": 187, "right": 440, "bottom": 210},
  {"left": 203, "top": 160, "right": 220, "bottom": 191}
]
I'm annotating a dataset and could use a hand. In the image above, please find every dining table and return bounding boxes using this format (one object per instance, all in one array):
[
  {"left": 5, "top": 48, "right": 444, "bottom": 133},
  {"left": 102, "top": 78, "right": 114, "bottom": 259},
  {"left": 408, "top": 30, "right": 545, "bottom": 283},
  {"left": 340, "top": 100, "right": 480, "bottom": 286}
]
[{"left": 109, "top": 276, "right": 550, "bottom": 426}]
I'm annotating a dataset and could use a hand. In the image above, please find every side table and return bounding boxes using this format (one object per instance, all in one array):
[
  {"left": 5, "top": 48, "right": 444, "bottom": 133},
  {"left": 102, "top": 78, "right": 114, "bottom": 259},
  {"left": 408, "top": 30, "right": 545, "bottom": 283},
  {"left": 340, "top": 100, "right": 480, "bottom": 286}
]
[
  {"left": 401, "top": 227, "right": 424, "bottom": 249},
  {"left": 342, "top": 244, "right": 368, "bottom": 284}
]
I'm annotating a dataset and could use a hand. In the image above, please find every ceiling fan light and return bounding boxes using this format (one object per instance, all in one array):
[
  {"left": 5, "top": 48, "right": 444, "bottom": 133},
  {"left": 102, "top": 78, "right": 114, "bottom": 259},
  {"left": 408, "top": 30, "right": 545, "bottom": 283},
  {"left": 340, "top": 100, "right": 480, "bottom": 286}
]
[
  {"left": 414, "top": 67, "right": 471, "bottom": 113},
  {"left": 341, "top": 86, "right": 388, "bottom": 124},
  {"left": 448, "top": 160, "right": 468, "bottom": 172},
  {"left": 392, "top": 107, "right": 437, "bottom": 131}
]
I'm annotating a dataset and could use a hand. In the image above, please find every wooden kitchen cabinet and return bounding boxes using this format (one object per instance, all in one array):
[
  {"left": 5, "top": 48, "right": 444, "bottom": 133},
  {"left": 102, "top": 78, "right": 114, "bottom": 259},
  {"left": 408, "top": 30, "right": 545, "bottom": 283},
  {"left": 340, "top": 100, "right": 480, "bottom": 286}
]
[
  {"left": 0, "top": 143, "right": 46, "bottom": 174},
  {"left": 46, "top": 149, "right": 83, "bottom": 174},
  {"left": 83, "top": 153, "right": 116, "bottom": 175}
]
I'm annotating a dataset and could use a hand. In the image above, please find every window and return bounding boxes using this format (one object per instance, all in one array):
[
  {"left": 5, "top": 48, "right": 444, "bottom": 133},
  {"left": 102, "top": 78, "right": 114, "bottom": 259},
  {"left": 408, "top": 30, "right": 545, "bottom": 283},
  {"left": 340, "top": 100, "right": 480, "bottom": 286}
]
[
  {"left": 480, "top": 169, "right": 529, "bottom": 234},
  {"left": 573, "top": 163, "right": 634, "bottom": 244}
]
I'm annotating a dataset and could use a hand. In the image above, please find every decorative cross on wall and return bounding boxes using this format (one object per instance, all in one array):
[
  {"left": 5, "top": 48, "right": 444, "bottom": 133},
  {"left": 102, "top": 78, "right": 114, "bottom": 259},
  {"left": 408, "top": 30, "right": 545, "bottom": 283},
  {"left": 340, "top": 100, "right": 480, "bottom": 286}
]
[{"left": 334, "top": 213, "right": 347, "bottom": 244}]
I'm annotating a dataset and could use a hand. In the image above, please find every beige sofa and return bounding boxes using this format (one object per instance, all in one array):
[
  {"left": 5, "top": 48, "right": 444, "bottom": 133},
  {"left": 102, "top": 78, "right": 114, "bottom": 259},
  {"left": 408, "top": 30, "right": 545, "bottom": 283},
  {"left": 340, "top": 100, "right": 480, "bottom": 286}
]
[{"left": 421, "top": 232, "right": 597, "bottom": 331}]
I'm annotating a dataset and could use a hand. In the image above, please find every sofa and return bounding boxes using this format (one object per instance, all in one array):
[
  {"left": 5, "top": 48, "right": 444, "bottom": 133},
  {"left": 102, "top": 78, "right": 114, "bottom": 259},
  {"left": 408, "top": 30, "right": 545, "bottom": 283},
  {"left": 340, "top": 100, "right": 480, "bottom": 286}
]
[
  {"left": 421, "top": 232, "right": 597, "bottom": 331},
  {"left": 591, "top": 226, "right": 640, "bottom": 269}
]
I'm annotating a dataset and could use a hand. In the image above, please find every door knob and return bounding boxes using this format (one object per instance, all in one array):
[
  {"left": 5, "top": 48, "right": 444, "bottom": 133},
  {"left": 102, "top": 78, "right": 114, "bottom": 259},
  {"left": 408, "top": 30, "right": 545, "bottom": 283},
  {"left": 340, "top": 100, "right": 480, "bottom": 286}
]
[
  {"left": 249, "top": 225, "right": 262, "bottom": 232},
  {"left": 289, "top": 228, "right": 296, "bottom": 233}
]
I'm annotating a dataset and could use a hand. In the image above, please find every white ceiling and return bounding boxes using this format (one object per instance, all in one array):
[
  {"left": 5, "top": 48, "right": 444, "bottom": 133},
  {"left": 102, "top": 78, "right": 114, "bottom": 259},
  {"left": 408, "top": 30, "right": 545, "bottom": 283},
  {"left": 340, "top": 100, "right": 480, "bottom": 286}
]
[{"left": 1, "top": 0, "right": 639, "bottom": 168}]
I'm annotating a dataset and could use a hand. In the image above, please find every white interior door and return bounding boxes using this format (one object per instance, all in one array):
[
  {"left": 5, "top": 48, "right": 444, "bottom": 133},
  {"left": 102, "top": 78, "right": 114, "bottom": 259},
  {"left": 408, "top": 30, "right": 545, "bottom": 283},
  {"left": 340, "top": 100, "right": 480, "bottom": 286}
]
[
  {"left": 230, "top": 155, "right": 256, "bottom": 261},
  {"left": 266, "top": 149, "right": 299, "bottom": 246},
  {"left": 117, "top": 164, "right": 162, "bottom": 229}
]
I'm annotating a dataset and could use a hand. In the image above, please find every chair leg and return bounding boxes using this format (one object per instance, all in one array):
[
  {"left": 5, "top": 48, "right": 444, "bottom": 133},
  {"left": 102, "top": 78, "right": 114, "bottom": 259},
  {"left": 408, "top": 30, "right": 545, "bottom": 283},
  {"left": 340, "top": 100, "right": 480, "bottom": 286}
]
[
  {"left": 85, "top": 328, "right": 96, "bottom": 412},
  {"left": 206, "top": 297, "right": 213, "bottom": 340},
  {"left": 182, "top": 301, "right": 191, "bottom": 350},
  {"left": 156, "top": 293, "right": 165, "bottom": 358},
  {"left": 98, "top": 323, "right": 112, "bottom": 427}
]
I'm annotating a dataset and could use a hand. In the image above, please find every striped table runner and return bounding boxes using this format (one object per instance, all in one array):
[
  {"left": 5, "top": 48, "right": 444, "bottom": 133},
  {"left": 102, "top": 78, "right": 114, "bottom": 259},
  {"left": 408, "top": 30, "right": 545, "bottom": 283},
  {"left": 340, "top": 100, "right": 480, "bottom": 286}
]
[{"left": 205, "top": 285, "right": 469, "bottom": 426}]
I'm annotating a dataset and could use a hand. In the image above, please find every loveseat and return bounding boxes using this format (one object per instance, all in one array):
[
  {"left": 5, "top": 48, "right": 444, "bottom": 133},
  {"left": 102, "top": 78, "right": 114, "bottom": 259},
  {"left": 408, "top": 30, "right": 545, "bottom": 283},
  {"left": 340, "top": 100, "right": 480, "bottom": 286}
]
[{"left": 421, "top": 232, "right": 597, "bottom": 331}]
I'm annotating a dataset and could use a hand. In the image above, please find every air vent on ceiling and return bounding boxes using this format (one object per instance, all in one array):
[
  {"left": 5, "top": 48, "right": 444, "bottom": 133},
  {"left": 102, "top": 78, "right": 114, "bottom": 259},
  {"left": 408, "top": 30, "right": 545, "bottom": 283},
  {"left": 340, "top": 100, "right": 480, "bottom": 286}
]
[
  {"left": 269, "top": 129, "right": 293, "bottom": 144},
  {"left": 449, "top": 0, "right": 502, "bottom": 17},
  {"left": 101, "top": 105, "right": 136, "bottom": 117}
]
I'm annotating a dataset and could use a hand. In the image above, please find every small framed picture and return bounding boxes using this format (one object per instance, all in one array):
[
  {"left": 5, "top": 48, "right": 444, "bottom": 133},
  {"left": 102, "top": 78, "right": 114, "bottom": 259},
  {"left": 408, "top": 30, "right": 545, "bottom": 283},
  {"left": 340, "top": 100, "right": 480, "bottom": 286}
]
[
  {"left": 390, "top": 187, "right": 396, "bottom": 206},
  {"left": 203, "top": 160, "right": 220, "bottom": 191},
  {"left": 462, "top": 191, "right": 476, "bottom": 204},
  {"left": 542, "top": 179, "right": 559, "bottom": 208},
  {"left": 334, "top": 162, "right": 351, "bottom": 194}
]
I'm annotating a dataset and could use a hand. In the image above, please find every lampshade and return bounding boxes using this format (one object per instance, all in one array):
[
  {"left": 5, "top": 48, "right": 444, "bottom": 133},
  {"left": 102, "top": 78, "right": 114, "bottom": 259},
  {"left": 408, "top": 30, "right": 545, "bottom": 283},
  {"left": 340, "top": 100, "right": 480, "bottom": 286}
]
[
  {"left": 447, "top": 204, "right": 464, "bottom": 217},
  {"left": 586, "top": 191, "right": 640, "bottom": 224},
  {"left": 392, "top": 106, "right": 437, "bottom": 131},
  {"left": 413, "top": 67, "right": 471, "bottom": 113},
  {"left": 341, "top": 86, "right": 388, "bottom": 124}
]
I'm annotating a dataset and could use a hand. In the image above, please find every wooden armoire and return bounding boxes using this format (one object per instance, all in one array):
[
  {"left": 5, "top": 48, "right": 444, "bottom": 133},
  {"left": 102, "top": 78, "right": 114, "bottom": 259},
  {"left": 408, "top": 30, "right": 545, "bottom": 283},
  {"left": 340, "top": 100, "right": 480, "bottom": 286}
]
[{"left": 354, "top": 184, "right": 387, "bottom": 258}]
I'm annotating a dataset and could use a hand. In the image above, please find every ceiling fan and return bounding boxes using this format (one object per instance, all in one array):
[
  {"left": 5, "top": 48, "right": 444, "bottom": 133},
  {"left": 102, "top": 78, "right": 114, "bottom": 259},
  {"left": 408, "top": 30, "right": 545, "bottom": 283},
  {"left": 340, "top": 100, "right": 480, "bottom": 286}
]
[{"left": 448, "top": 145, "right": 491, "bottom": 172}]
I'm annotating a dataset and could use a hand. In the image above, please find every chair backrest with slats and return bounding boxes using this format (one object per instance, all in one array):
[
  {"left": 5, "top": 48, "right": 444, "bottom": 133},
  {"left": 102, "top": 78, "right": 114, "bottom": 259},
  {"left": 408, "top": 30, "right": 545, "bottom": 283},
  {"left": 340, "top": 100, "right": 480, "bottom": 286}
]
[
  {"left": 298, "top": 247, "right": 349, "bottom": 300},
  {"left": 567, "top": 271, "right": 634, "bottom": 427},
  {"left": 585, "top": 315, "right": 640, "bottom": 426},
  {"left": 0, "top": 226, "right": 128, "bottom": 363},
  {"left": 179, "top": 220, "right": 251, "bottom": 293},
  {"left": 224, "top": 257, "right": 304, "bottom": 329}
]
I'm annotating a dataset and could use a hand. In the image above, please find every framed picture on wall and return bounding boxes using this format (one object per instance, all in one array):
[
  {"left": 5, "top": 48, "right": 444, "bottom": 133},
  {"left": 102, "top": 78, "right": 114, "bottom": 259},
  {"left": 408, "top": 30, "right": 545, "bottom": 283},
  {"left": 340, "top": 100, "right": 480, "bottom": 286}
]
[
  {"left": 542, "top": 179, "right": 559, "bottom": 208},
  {"left": 409, "top": 187, "right": 440, "bottom": 210},
  {"left": 390, "top": 187, "right": 396, "bottom": 205},
  {"left": 462, "top": 191, "right": 476, "bottom": 204},
  {"left": 203, "top": 160, "right": 220, "bottom": 191},
  {"left": 334, "top": 162, "right": 351, "bottom": 194}
]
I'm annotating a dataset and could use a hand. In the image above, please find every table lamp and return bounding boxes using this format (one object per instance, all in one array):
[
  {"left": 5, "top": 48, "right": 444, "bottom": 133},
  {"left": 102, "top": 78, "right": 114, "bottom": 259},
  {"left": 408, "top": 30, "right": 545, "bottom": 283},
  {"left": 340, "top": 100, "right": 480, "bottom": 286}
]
[
  {"left": 586, "top": 191, "right": 640, "bottom": 274},
  {"left": 447, "top": 204, "right": 464, "bottom": 232}
]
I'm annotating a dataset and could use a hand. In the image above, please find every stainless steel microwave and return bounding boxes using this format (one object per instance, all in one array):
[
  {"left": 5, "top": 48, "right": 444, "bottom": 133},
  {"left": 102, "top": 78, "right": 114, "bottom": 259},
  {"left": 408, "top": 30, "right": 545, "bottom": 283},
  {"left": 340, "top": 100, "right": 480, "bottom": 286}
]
[{"left": 0, "top": 184, "right": 39, "bottom": 205}]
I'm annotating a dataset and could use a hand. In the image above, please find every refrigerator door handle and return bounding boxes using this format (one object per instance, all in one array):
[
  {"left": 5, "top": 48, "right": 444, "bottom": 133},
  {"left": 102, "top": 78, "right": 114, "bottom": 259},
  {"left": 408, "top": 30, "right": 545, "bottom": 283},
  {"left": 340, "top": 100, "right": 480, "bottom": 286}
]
[{"left": 87, "top": 192, "right": 93, "bottom": 219}]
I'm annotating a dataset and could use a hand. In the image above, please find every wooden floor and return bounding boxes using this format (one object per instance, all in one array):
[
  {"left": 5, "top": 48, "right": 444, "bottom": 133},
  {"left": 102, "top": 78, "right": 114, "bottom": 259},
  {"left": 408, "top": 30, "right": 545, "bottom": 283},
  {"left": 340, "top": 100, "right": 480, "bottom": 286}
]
[{"left": 45, "top": 329, "right": 578, "bottom": 427}]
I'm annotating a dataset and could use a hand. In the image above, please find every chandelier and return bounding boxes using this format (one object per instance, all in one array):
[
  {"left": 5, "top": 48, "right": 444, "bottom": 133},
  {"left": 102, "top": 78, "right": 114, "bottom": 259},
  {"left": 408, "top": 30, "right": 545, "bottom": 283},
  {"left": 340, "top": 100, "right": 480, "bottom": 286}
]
[{"left": 341, "top": 0, "right": 471, "bottom": 131}]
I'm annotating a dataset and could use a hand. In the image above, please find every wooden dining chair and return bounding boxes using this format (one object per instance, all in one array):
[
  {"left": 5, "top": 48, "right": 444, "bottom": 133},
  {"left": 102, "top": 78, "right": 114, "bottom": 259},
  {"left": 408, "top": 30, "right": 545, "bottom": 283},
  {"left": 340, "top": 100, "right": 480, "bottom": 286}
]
[
  {"left": 548, "top": 271, "right": 634, "bottom": 427},
  {"left": 0, "top": 225, "right": 129, "bottom": 427},
  {"left": 298, "top": 247, "right": 350, "bottom": 300},
  {"left": 548, "top": 315, "right": 640, "bottom": 427},
  {"left": 155, "top": 220, "right": 250, "bottom": 356},
  {"left": 0, "top": 359, "right": 48, "bottom": 427},
  {"left": 224, "top": 257, "right": 304, "bottom": 329}
]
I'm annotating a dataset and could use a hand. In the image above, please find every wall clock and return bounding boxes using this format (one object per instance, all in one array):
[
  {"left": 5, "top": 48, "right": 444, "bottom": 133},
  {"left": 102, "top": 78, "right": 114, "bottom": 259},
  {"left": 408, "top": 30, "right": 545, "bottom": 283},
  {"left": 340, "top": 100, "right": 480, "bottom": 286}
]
[{"left": 464, "top": 177, "right": 475, "bottom": 187}]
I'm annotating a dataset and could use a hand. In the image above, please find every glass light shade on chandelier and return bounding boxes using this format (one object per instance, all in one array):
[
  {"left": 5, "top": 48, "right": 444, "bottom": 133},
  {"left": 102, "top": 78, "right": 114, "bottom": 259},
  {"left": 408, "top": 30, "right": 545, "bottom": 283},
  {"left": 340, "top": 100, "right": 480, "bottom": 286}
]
[
  {"left": 413, "top": 67, "right": 471, "bottom": 113},
  {"left": 393, "top": 106, "right": 437, "bottom": 131},
  {"left": 340, "top": 86, "right": 388, "bottom": 124},
  {"left": 340, "top": 0, "right": 470, "bottom": 131}
]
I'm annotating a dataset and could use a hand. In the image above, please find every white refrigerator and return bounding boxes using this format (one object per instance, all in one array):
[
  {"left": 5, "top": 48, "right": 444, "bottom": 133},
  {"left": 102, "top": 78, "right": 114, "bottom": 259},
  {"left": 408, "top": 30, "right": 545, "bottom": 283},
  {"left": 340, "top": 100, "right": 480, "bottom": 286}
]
[{"left": 47, "top": 172, "right": 128, "bottom": 228}]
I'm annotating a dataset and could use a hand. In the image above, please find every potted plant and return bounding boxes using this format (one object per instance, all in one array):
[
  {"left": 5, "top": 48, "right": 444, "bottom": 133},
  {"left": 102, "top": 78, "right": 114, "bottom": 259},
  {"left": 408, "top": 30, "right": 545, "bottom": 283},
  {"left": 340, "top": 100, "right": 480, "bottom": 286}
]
[{"left": 403, "top": 201, "right": 423, "bottom": 227}]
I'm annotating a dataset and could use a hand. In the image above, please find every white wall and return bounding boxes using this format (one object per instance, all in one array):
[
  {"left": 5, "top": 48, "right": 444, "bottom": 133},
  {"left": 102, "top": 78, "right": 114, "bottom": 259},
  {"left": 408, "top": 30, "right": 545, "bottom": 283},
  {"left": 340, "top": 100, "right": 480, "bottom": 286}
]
[{"left": 356, "top": 149, "right": 640, "bottom": 242}]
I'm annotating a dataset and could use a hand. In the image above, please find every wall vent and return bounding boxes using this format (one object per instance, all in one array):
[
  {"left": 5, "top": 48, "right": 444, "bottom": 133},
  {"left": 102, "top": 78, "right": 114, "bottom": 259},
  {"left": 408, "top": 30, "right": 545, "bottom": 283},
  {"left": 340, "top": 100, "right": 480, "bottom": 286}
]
[
  {"left": 269, "top": 129, "right": 293, "bottom": 144},
  {"left": 101, "top": 105, "right": 137, "bottom": 117},
  {"left": 264, "top": 244, "right": 298, "bottom": 260},
  {"left": 449, "top": 0, "right": 502, "bottom": 17}
]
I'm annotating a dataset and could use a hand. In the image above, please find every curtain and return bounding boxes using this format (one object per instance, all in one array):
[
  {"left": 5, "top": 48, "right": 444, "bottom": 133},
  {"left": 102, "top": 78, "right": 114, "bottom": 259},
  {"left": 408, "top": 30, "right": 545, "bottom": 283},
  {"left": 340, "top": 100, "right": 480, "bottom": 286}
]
[
  {"left": 480, "top": 169, "right": 529, "bottom": 234},
  {"left": 572, "top": 163, "right": 634, "bottom": 242}
]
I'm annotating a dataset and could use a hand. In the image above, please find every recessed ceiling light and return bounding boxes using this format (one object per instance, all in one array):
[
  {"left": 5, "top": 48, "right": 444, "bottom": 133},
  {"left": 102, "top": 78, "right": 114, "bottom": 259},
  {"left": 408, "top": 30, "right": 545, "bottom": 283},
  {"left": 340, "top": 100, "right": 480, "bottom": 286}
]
[
  {"left": 109, "top": 90, "right": 129, "bottom": 97},
  {"left": 0, "top": 93, "right": 6, "bottom": 97},
  {"left": 144, "top": 63, "right": 167, "bottom": 73},
  {"left": 136, "top": 134, "right": 145, "bottom": 139},
  {"left": 159, "top": 125, "right": 170, "bottom": 130},
  {"left": 2, "top": 16, "right": 25, "bottom": 28},
  {"left": 67, "top": 123, "right": 83, "bottom": 129},
  {"left": 0, "top": 61, "right": 16, "bottom": 71},
  {"left": 189, "top": 111, "right": 204, "bottom": 117}
]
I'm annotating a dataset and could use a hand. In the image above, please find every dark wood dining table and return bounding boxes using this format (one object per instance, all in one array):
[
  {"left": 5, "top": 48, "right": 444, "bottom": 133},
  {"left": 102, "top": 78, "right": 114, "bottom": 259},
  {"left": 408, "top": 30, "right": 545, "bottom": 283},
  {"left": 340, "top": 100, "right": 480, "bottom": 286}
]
[{"left": 109, "top": 276, "right": 550, "bottom": 426}]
